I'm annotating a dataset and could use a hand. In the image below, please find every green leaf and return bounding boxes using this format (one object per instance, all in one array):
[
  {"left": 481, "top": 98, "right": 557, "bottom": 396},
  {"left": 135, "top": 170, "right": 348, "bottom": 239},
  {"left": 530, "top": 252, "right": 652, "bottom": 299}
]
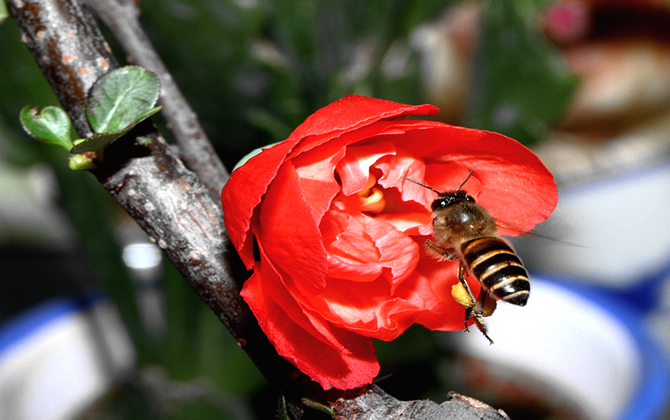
[
  {"left": 0, "top": 0, "right": 9, "bottom": 25},
  {"left": 464, "top": 0, "right": 579, "bottom": 145},
  {"left": 71, "top": 105, "right": 162, "bottom": 154},
  {"left": 133, "top": 105, "right": 163, "bottom": 127},
  {"left": 86, "top": 65, "right": 161, "bottom": 133},
  {"left": 20, "top": 105, "right": 74, "bottom": 150},
  {"left": 70, "top": 131, "right": 129, "bottom": 155}
]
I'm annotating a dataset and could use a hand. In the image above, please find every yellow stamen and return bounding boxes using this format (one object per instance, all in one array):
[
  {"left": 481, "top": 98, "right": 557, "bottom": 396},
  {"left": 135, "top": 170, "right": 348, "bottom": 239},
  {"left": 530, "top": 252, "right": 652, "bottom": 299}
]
[{"left": 357, "top": 174, "right": 386, "bottom": 213}]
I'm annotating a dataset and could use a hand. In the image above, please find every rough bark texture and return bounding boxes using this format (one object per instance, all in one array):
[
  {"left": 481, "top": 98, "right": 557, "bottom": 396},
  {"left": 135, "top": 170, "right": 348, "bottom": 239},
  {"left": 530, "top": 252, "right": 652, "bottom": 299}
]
[
  {"left": 9, "top": 0, "right": 321, "bottom": 402},
  {"left": 332, "top": 386, "right": 510, "bottom": 420},
  {"left": 8, "top": 0, "right": 509, "bottom": 418},
  {"left": 85, "top": 0, "right": 229, "bottom": 202},
  {"left": 11, "top": 0, "right": 117, "bottom": 136}
]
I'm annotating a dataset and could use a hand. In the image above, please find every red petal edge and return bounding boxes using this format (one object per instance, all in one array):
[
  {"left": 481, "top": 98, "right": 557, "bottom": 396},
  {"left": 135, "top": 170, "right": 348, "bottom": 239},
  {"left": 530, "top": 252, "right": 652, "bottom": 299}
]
[
  {"left": 241, "top": 270, "right": 379, "bottom": 390},
  {"left": 221, "top": 95, "right": 438, "bottom": 267}
]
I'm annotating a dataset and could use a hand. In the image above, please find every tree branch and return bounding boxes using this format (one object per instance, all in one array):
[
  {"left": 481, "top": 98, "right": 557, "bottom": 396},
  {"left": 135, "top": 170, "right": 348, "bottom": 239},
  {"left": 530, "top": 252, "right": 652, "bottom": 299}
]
[
  {"left": 11, "top": 0, "right": 117, "bottom": 136},
  {"left": 84, "top": 0, "right": 229, "bottom": 203},
  {"left": 9, "top": 0, "right": 320, "bottom": 401},
  {"left": 332, "top": 386, "right": 510, "bottom": 420},
  {"left": 8, "top": 0, "right": 508, "bottom": 418}
]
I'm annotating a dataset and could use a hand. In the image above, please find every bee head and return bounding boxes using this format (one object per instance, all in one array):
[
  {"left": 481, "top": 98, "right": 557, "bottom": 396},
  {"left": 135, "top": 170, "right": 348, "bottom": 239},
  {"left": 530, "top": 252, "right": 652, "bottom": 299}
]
[
  {"left": 404, "top": 170, "right": 477, "bottom": 211},
  {"left": 431, "top": 191, "right": 474, "bottom": 211}
]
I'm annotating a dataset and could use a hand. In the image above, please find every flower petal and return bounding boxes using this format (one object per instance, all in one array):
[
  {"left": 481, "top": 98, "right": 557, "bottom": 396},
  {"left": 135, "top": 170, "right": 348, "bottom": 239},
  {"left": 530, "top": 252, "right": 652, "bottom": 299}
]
[
  {"left": 292, "top": 145, "right": 346, "bottom": 223},
  {"left": 321, "top": 209, "right": 419, "bottom": 285},
  {"left": 305, "top": 277, "right": 419, "bottom": 339},
  {"left": 251, "top": 235, "right": 364, "bottom": 353},
  {"left": 335, "top": 141, "right": 397, "bottom": 196},
  {"left": 288, "top": 95, "right": 439, "bottom": 158},
  {"left": 400, "top": 255, "right": 477, "bottom": 332},
  {"left": 241, "top": 268, "right": 379, "bottom": 390},
  {"left": 317, "top": 248, "right": 473, "bottom": 340},
  {"left": 257, "top": 161, "right": 329, "bottom": 288},
  {"left": 222, "top": 140, "right": 299, "bottom": 268},
  {"left": 386, "top": 123, "right": 558, "bottom": 234},
  {"left": 222, "top": 96, "right": 437, "bottom": 268}
]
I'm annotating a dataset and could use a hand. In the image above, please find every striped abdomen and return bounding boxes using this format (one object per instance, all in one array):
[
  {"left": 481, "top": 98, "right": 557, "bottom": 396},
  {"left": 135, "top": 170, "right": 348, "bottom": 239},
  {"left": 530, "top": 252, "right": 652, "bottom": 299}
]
[{"left": 460, "top": 237, "right": 530, "bottom": 306}]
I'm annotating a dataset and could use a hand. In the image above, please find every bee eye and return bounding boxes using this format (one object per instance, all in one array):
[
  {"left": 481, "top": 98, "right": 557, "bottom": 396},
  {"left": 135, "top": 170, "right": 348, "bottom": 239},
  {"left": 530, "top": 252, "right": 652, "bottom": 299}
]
[{"left": 431, "top": 199, "right": 446, "bottom": 211}]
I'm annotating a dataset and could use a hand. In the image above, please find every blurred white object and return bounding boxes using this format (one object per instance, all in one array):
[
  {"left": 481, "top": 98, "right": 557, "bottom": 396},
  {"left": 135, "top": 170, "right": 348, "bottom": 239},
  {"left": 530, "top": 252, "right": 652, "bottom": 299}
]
[
  {"left": 456, "top": 278, "right": 669, "bottom": 420},
  {"left": 0, "top": 299, "right": 135, "bottom": 420},
  {"left": 0, "top": 164, "right": 73, "bottom": 247},
  {"left": 515, "top": 161, "right": 670, "bottom": 290},
  {"left": 410, "top": 2, "right": 479, "bottom": 124}
]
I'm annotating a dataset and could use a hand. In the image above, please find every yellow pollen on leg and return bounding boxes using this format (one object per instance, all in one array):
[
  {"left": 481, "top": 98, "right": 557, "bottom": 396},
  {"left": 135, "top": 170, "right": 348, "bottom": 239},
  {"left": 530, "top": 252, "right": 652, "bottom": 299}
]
[{"left": 451, "top": 282, "right": 474, "bottom": 309}]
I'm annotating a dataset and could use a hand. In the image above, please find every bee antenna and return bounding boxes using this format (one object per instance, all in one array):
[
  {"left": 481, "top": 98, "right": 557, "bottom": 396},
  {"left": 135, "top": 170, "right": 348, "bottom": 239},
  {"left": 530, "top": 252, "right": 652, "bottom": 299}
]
[
  {"left": 403, "top": 177, "right": 442, "bottom": 194},
  {"left": 456, "top": 170, "right": 475, "bottom": 191}
]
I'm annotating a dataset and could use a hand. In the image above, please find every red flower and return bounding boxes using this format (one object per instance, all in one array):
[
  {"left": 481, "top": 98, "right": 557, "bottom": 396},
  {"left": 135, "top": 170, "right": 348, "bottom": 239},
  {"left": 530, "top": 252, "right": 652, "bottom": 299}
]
[{"left": 221, "top": 95, "right": 557, "bottom": 390}]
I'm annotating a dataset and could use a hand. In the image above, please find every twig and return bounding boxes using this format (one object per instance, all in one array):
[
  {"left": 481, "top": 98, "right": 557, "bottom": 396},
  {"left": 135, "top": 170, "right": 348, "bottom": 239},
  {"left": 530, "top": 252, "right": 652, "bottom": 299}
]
[{"left": 84, "top": 0, "right": 228, "bottom": 203}]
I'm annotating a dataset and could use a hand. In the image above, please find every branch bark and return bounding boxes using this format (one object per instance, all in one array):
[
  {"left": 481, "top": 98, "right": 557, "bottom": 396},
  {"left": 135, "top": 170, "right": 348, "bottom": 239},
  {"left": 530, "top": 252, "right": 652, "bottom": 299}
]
[
  {"left": 8, "top": 0, "right": 509, "bottom": 418},
  {"left": 9, "top": 0, "right": 320, "bottom": 401},
  {"left": 84, "top": 0, "right": 229, "bottom": 203},
  {"left": 332, "top": 386, "right": 510, "bottom": 420}
]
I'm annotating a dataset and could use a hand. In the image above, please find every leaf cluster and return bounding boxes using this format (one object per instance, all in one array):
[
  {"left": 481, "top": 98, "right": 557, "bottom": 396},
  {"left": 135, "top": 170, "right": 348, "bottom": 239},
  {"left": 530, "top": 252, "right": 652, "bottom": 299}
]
[{"left": 20, "top": 65, "right": 162, "bottom": 169}]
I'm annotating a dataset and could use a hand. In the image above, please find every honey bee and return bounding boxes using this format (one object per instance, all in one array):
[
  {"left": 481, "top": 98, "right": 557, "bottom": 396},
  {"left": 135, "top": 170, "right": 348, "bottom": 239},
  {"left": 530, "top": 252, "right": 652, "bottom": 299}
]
[{"left": 405, "top": 171, "right": 530, "bottom": 344}]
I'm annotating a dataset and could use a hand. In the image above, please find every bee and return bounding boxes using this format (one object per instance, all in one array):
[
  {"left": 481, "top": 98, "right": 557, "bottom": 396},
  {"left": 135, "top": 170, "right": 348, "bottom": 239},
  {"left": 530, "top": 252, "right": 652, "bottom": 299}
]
[{"left": 405, "top": 171, "right": 530, "bottom": 344}]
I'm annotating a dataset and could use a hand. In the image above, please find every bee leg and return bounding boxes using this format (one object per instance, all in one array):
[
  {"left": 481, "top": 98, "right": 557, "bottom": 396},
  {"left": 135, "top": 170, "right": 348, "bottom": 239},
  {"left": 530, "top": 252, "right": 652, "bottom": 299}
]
[
  {"left": 455, "top": 264, "right": 475, "bottom": 331},
  {"left": 457, "top": 264, "right": 494, "bottom": 345},
  {"left": 451, "top": 288, "right": 494, "bottom": 344},
  {"left": 474, "top": 289, "right": 497, "bottom": 318},
  {"left": 425, "top": 240, "right": 458, "bottom": 260},
  {"left": 469, "top": 312, "right": 494, "bottom": 345},
  {"left": 471, "top": 290, "right": 495, "bottom": 345}
]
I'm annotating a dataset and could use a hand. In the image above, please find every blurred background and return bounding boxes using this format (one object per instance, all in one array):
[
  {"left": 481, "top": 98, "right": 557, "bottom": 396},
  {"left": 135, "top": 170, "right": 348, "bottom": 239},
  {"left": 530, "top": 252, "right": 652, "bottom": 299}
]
[{"left": 1, "top": 0, "right": 670, "bottom": 418}]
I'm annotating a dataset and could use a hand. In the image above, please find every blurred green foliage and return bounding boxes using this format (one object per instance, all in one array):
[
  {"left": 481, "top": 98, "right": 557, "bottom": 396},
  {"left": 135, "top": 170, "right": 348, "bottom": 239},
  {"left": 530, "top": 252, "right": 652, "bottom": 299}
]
[
  {"left": 0, "top": 0, "right": 576, "bottom": 418},
  {"left": 464, "top": 0, "right": 578, "bottom": 144},
  {"left": 138, "top": 0, "right": 453, "bottom": 169}
]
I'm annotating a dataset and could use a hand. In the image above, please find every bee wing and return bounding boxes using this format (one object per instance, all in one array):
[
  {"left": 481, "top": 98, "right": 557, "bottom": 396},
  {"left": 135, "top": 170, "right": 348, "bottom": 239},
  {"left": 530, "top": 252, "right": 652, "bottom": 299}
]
[
  {"left": 496, "top": 220, "right": 585, "bottom": 247},
  {"left": 494, "top": 219, "right": 528, "bottom": 237}
]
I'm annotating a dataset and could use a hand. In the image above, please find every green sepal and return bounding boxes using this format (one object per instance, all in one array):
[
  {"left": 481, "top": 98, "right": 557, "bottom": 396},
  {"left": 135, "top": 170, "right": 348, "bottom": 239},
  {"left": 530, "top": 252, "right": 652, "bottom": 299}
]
[
  {"left": 86, "top": 65, "right": 161, "bottom": 133},
  {"left": 301, "top": 398, "right": 335, "bottom": 416},
  {"left": 19, "top": 105, "right": 74, "bottom": 150}
]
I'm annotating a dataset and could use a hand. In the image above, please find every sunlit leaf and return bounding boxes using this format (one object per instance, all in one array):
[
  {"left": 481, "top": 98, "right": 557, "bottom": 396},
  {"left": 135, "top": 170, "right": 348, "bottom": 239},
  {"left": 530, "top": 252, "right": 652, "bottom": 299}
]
[
  {"left": 86, "top": 65, "right": 161, "bottom": 133},
  {"left": 19, "top": 105, "right": 74, "bottom": 150}
]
